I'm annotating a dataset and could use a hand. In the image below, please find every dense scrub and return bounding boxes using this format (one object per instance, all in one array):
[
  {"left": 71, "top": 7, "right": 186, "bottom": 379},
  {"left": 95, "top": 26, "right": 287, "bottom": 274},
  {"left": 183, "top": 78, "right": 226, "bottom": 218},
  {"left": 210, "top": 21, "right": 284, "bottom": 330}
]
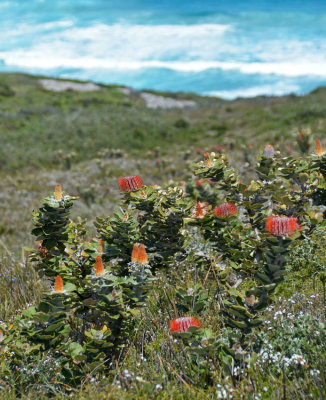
[
  {"left": 0, "top": 136, "right": 326, "bottom": 399},
  {"left": 1, "top": 73, "right": 326, "bottom": 171}
]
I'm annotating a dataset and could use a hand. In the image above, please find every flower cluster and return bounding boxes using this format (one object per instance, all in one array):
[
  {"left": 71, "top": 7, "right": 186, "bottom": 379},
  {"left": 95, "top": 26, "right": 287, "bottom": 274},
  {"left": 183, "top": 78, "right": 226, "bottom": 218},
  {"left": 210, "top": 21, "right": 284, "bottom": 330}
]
[
  {"left": 131, "top": 244, "right": 148, "bottom": 265},
  {"left": 213, "top": 203, "right": 237, "bottom": 218},
  {"left": 54, "top": 275, "right": 64, "bottom": 293},
  {"left": 94, "top": 255, "right": 105, "bottom": 277},
  {"left": 265, "top": 216, "right": 300, "bottom": 237},
  {"left": 169, "top": 316, "right": 201, "bottom": 333},
  {"left": 118, "top": 175, "right": 143, "bottom": 192},
  {"left": 191, "top": 202, "right": 209, "bottom": 218}
]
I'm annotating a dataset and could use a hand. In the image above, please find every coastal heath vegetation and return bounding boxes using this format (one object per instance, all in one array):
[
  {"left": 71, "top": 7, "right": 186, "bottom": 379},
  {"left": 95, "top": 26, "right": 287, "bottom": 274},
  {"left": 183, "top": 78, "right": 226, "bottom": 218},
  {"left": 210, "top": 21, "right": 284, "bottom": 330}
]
[{"left": 0, "top": 74, "right": 326, "bottom": 399}]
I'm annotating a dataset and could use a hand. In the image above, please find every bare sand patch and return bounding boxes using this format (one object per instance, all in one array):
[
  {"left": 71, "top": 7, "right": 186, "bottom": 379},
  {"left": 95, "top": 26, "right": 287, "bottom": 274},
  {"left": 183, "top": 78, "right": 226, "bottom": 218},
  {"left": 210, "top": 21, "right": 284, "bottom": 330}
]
[
  {"left": 39, "top": 79, "right": 101, "bottom": 92},
  {"left": 140, "top": 92, "right": 196, "bottom": 109}
]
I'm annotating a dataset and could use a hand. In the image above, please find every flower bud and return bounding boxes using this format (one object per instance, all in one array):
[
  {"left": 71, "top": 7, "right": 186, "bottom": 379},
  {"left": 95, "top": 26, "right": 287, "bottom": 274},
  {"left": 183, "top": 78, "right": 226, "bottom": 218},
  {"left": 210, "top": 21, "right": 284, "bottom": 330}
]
[
  {"left": 54, "top": 185, "right": 62, "bottom": 201},
  {"left": 315, "top": 139, "right": 324, "bottom": 155},
  {"left": 54, "top": 275, "right": 64, "bottom": 293},
  {"left": 137, "top": 244, "right": 148, "bottom": 265},
  {"left": 262, "top": 144, "right": 275, "bottom": 158},
  {"left": 94, "top": 255, "right": 105, "bottom": 277},
  {"left": 131, "top": 244, "right": 139, "bottom": 263}
]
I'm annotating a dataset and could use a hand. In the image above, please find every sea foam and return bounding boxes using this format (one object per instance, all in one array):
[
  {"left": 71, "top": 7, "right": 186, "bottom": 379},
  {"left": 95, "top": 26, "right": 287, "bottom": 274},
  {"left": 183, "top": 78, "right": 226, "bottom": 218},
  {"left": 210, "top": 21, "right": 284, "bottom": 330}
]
[{"left": 0, "top": 12, "right": 326, "bottom": 97}]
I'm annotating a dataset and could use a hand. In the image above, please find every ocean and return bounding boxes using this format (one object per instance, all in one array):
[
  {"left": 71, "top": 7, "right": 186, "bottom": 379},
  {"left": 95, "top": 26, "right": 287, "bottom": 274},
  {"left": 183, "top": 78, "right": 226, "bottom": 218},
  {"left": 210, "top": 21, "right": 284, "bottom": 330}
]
[{"left": 1, "top": 0, "right": 326, "bottom": 99}]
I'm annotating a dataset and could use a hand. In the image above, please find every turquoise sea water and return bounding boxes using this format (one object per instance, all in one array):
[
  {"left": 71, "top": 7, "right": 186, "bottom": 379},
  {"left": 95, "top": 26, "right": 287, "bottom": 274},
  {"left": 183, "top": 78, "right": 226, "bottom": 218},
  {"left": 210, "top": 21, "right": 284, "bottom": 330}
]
[{"left": 1, "top": 0, "right": 326, "bottom": 98}]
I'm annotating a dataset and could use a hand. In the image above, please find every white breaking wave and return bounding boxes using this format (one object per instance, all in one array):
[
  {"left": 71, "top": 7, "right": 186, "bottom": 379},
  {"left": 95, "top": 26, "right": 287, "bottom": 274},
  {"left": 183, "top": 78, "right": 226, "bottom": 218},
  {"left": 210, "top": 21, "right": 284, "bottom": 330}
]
[
  {"left": 1, "top": 54, "right": 326, "bottom": 77},
  {"left": 205, "top": 83, "right": 301, "bottom": 100},
  {"left": 0, "top": 22, "right": 231, "bottom": 60},
  {"left": 0, "top": 22, "right": 326, "bottom": 78}
]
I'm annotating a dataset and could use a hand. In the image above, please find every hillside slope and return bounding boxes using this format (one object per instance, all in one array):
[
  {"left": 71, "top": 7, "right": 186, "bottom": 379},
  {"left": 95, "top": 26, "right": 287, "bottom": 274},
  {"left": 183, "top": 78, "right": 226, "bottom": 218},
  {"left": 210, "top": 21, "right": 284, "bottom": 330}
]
[
  {"left": 0, "top": 73, "right": 325, "bottom": 253},
  {"left": 0, "top": 73, "right": 326, "bottom": 170}
]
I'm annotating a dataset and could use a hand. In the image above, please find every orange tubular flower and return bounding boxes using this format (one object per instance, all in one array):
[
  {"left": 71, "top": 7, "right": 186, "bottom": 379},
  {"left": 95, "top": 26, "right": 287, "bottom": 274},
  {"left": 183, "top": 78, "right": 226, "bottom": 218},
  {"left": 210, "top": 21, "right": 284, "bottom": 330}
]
[
  {"left": 315, "top": 139, "right": 324, "bottom": 155},
  {"left": 169, "top": 317, "right": 201, "bottom": 333},
  {"left": 137, "top": 244, "right": 148, "bottom": 265},
  {"left": 55, "top": 185, "right": 63, "bottom": 201},
  {"left": 265, "top": 216, "right": 300, "bottom": 237},
  {"left": 213, "top": 203, "right": 237, "bottom": 218},
  {"left": 131, "top": 244, "right": 139, "bottom": 263},
  {"left": 94, "top": 255, "right": 105, "bottom": 276},
  {"left": 262, "top": 144, "right": 275, "bottom": 158},
  {"left": 118, "top": 175, "right": 143, "bottom": 192},
  {"left": 192, "top": 202, "right": 209, "bottom": 218},
  {"left": 54, "top": 275, "right": 64, "bottom": 293}
]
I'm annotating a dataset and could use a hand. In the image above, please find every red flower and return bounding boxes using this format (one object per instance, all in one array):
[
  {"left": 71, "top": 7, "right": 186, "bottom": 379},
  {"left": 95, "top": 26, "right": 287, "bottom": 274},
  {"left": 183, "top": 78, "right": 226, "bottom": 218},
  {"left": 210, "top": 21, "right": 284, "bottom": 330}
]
[
  {"left": 118, "top": 175, "right": 143, "bottom": 192},
  {"left": 191, "top": 202, "right": 209, "bottom": 218},
  {"left": 169, "top": 317, "right": 201, "bottom": 333},
  {"left": 214, "top": 203, "right": 237, "bottom": 218},
  {"left": 265, "top": 216, "right": 300, "bottom": 237}
]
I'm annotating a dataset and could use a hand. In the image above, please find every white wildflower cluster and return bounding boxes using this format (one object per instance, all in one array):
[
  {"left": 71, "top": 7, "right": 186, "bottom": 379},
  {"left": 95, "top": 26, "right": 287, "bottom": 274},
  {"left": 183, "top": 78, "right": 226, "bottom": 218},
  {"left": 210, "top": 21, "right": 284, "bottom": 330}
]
[
  {"left": 216, "top": 383, "right": 235, "bottom": 399},
  {"left": 114, "top": 368, "right": 149, "bottom": 390},
  {"left": 13, "top": 354, "right": 62, "bottom": 379},
  {"left": 310, "top": 369, "right": 321, "bottom": 376},
  {"left": 237, "top": 206, "right": 249, "bottom": 222},
  {"left": 258, "top": 345, "right": 309, "bottom": 370},
  {"left": 216, "top": 262, "right": 227, "bottom": 271},
  {"left": 285, "top": 354, "right": 308, "bottom": 367}
]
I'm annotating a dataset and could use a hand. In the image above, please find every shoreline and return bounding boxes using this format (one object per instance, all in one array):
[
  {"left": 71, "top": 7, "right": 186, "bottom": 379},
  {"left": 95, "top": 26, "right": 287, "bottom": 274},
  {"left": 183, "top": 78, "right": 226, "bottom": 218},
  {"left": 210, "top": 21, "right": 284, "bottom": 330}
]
[{"left": 1, "top": 71, "right": 323, "bottom": 102}]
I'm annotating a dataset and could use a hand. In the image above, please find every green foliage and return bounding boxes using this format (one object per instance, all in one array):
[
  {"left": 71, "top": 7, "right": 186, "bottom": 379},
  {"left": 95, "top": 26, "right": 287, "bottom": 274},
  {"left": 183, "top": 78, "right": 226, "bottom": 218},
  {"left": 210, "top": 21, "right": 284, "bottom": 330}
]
[
  {"left": 95, "top": 208, "right": 140, "bottom": 276},
  {"left": 1, "top": 104, "right": 326, "bottom": 397},
  {"left": 1, "top": 186, "right": 152, "bottom": 387},
  {"left": 31, "top": 188, "right": 77, "bottom": 254}
]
